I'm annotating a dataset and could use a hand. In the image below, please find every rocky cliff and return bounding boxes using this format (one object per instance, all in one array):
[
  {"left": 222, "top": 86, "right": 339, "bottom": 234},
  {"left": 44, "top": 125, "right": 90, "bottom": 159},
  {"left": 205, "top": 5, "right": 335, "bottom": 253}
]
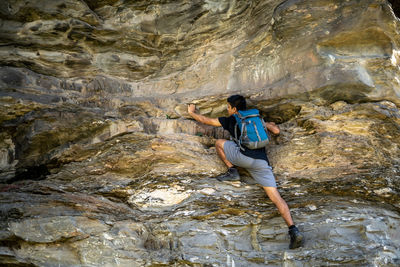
[{"left": 1, "top": 0, "right": 400, "bottom": 266}]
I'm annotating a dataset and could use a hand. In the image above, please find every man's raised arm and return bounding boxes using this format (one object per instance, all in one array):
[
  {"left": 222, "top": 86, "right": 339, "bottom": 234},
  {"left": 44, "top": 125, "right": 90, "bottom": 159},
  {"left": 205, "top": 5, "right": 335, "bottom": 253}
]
[
  {"left": 265, "top": 121, "right": 280, "bottom": 135},
  {"left": 188, "top": 104, "right": 222, "bottom": 127}
]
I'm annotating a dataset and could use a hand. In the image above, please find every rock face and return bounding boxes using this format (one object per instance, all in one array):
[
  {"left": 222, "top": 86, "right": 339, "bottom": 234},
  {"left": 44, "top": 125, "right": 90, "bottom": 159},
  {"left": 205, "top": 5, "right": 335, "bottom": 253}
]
[{"left": 0, "top": 0, "right": 400, "bottom": 266}]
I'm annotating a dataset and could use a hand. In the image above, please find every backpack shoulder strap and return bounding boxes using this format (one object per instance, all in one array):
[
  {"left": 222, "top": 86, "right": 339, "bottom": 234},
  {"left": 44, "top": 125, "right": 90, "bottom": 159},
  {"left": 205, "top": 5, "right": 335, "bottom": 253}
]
[
  {"left": 232, "top": 114, "right": 240, "bottom": 140},
  {"left": 232, "top": 114, "right": 245, "bottom": 150}
]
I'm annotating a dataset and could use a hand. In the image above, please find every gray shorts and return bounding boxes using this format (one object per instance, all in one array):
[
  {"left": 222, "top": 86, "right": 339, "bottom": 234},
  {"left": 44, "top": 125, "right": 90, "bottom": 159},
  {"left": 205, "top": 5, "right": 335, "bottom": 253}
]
[{"left": 223, "top": 141, "right": 277, "bottom": 187}]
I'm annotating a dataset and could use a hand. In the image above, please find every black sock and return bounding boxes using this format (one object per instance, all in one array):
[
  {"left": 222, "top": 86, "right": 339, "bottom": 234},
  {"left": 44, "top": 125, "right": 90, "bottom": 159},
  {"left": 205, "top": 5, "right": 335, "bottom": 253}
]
[{"left": 288, "top": 225, "right": 296, "bottom": 230}]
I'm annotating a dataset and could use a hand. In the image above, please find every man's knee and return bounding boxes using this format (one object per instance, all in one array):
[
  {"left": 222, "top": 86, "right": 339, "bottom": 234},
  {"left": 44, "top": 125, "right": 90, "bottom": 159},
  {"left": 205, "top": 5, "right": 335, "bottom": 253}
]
[
  {"left": 264, "top": 187, "right": 282, "bottom": 203},
  {"left": 215, "top": 139, "right": 226, "bottom": 149}
]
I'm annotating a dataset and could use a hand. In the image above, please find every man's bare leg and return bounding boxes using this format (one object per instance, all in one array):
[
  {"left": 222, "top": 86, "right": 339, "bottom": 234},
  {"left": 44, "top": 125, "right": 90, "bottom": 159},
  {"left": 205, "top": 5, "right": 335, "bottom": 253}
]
[
  {"left": 215, "top": 139, "right": 233, "bottom": 168},
  {"left": 263, "top": 186, "right": 294, "bottom": 227}
]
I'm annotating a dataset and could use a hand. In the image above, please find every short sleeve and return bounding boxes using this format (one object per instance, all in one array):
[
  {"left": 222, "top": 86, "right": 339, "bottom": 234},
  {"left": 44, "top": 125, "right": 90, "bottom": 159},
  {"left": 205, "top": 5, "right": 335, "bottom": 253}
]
[{"left": 218, "top": 117, "right": 229, "bottom": 131}]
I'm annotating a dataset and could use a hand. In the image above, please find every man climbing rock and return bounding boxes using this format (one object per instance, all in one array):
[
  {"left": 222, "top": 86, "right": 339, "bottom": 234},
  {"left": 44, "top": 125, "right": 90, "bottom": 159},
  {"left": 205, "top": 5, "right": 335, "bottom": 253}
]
[{"left": 188, "top": 95, "right": 304, "bottom": 249}]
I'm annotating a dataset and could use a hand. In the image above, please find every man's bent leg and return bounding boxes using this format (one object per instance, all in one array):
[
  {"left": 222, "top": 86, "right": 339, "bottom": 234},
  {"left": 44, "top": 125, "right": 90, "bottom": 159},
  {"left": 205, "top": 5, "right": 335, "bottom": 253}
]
[
  {"left": 263, "top": 186, "right": 294, "bottom": 227},
  {"left": 215, "top": 139, "right": 240, "bottom": 181},
  {"left": 215, "top": 139, "right": 233, "bottom": 168}
]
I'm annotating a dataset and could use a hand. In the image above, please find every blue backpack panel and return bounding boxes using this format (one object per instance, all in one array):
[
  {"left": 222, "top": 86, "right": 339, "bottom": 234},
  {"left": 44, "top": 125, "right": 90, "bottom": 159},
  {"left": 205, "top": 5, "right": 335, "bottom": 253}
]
[{"left": 233, "top": 109, "right": 269, "bottom": 150}]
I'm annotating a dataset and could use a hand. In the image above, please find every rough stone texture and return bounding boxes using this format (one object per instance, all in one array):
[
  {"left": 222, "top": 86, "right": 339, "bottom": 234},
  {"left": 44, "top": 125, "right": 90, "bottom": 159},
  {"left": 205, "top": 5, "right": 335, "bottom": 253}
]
[{"left": 0, "top": 0, "right": 400, "bottom": 266}]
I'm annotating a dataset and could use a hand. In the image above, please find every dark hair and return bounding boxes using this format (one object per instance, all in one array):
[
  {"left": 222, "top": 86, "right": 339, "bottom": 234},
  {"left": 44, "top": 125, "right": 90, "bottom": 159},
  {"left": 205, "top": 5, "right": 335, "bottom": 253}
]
[{"left": 227, "top": 95, "right": 246, "bottom": 111}]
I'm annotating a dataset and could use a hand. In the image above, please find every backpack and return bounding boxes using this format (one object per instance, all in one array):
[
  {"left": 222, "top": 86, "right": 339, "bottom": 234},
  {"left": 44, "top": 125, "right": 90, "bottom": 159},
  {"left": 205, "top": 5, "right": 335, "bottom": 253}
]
[{"left": 233, "top": 109, "right": 269, "bottom": 150}]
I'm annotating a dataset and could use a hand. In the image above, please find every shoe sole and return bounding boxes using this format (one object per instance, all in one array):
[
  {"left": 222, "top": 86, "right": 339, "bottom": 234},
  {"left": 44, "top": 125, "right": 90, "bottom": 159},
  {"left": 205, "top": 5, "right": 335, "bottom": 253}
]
[
  {"left": 289, "top": 234, "right": 304, "bottom": 249},
  {"left": 216, "top": 176, "right": 240, "bottom": 182}
]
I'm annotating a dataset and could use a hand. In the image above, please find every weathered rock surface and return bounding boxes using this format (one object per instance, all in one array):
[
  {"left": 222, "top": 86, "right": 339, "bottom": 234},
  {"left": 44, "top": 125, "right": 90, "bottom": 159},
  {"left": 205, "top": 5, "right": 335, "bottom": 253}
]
[{"left": 1, "top": 0, "right": 400, "bottom": 266}]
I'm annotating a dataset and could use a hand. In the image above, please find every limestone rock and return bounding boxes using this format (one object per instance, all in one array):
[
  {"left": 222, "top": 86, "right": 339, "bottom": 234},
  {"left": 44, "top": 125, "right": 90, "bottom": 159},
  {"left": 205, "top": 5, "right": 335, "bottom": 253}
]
[
  {"left": 0, "top": 0, "right": 398, "bottom": 112},
  {"left": 9, "top": 216, "right": 109, "bottom": 243},
  {"left": 0, "top": 0, "right": 400, "bottom": 266}
]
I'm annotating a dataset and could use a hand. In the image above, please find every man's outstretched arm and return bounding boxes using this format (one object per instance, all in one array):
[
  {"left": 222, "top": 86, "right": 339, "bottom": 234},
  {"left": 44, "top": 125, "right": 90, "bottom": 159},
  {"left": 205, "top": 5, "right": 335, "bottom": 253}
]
[{"left": 188, "top": 104, "right": 222, "bottom": 127}]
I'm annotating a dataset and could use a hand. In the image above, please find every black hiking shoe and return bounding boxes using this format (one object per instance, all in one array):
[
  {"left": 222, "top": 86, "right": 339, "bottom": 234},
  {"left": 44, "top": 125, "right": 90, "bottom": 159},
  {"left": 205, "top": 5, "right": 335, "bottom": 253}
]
[
  {"left": 216, "top": 167, "right": 240, "bottom": 182},
  {"left": 288, "top": 226, "right": 304, "bottom": 249}
]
